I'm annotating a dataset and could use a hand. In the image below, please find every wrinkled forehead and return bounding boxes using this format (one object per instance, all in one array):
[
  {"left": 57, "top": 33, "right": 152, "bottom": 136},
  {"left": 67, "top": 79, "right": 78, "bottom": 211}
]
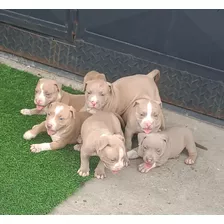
[
  {"left": 104, "top": 146, "right": 119, "bottom": 159},
  {"left": 49, "top": 104, "right": 69, "bottom": 116},
  {"left": 143, "top": 135, "right": 164, "bottom": 148},
  {"left": 136, "top": 100, "right": 160, "bottom": 113},
  {"left": 36, "top": 79, "right": 56, "bottom": 91},
  {"left": 86, "top": 80, "right": 109, "bottom": 92}
]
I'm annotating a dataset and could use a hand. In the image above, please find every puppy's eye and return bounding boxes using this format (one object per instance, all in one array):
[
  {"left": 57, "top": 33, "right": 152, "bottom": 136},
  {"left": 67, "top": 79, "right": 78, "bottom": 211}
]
[
  {"left": 140, "top": 113, "right": 145, "bottom": 117},
  {"left": 45, "top": 93, "right": 51, "bottom": 97},
  {"left": 143, "top": 145, "right": 147, "bottom": 151},
  {"left": 59, "top": 117, "right": 64, "bottom": 120},
  {"left": 35, "top": 90, "right": 38, "bottom": 93},
  {"left": 87, "top": 91, "right": 92, "bottom": 95},
  {"left": 111, "top": 158, "right": 116, "bottom": 162},
  {"left": 156, "top": 148, "right": 161, "bottom": 154},
  {"left": 47, "top": 112, "right": 51, "bottom": 116},
  {"left": 153, "top": 112, "right": 158, "bottom": 117},
  {"left": 99, "top": 92, "right": 105, "bottom": 96}
]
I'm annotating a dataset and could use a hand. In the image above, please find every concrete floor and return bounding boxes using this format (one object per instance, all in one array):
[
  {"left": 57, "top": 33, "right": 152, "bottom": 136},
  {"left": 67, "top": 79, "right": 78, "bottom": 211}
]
[
  {"left": 1, "top": 52, "right": 224, "bottom": 215},
  {"left": 50, "top": 109, "right": 224, "bottom": 215}
]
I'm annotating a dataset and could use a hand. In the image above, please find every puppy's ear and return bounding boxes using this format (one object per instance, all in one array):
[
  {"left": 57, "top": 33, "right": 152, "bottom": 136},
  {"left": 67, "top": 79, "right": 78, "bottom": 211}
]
[
  {"left": 53, "top": 81, "right": 62, "bottom": 93},
  {"left": 97, "top": 73, "right": 106, "bottom": 81},
  {"left": 160, "top": 134, "right": 168, "bottom": 143},
  {"left": 133, "top": 99, "right": 145, "bottom": 107},
  {"left": 137, "top": 133, "right": 147, "bottom": 146},
  {"left": 107, "top": 82, "right": 112, "bottom": 93},
  {"left": 95, "top": 136, "right": 109, "bottom": 153},
  {"left": 83, "top": 81, "right": 89, "bottom": 92},
  {"left": 48, "top": 102, "right": 53, "bottom": 108},
  {"left": 160, "top": 112, "right": 165, "bottom": 131},
  {"left": 69, "top": 106, "right": 76, "bottom": 118}
]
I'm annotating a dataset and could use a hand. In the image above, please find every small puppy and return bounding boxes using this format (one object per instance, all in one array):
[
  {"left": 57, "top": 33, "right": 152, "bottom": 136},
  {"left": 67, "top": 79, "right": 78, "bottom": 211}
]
[
  {"left": 76, "top": 111, "right": 129, "bottom": 179},
  {"left": 127, "top": 126, "right": 207, "bottom": 173},
  {"left": 21, "top": 78, "right": 85, "bottom": 115},
  {"left": 83, "top": 70, "right": 106, "bottom": 90},
  {"left": 23, "top": 102, "right": 91, "bottom": 153},
  {"left": 122, "top": 98, "right": 165, "bottom": 151},
  {"left": 82, "top": 69, "right": 161, "bottom": 115}
]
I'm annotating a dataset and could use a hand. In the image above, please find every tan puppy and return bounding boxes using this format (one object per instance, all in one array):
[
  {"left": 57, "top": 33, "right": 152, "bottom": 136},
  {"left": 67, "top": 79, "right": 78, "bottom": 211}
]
[
  {"left": 128, "top": 126, "right": 207, "bottom": 173},
  {"left": 83, "top": 69, "right": 161, "bottom": 115},
  {"left": 23, "top": 102, "right": 91, "bottom": 153},
  {"left": 76, "top": 111, "right": 129, "bottom": 179},
  {"left": 83, "top": 70, "right": 106, "bottom": 90},
  {"left": 21, "top": 78, "right": 85, "bottom": 115},
  {"left": 122, "top": 98, "right": 165, "bottom": 151}
]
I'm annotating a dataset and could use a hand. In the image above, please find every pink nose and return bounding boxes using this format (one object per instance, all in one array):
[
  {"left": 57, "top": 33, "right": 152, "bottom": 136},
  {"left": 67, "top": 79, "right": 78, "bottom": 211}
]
[
  {"left": 37, "top": 100, "right": 42, "bottom": 105},
  {"left": 145, "top": 121, "right": 151, "bottom": 127},
  {"left": 47, "top": 124, "right": 52, "bottom": 129},
  {"left": 91, "top": 101, "right": 96, "bottom": 106},
  {"left": 146, "top": 157, "right": 153, "bottom": 163}
]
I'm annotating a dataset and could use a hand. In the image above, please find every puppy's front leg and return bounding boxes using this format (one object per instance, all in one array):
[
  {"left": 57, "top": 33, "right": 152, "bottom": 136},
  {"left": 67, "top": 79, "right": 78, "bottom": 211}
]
[
  {"left": 94, "top": 160, "right": 106, "bottom": 179},
  {"left": 124, "top": 126, "right": 134, "bottom": 151},
  {"left": 30, "top": 141, "right": 67, "bottom": 153},
  {"left": 20, "top": 108, "right": 46, "bottom": 116},
  {"left": 127, "top": 147, "right": 139, "bottom": 160},
  {"left": 185, "top": 142, "right": 198, "bottom": 165},
  {"left": 23, "top": 121, "right": 46, "bottom": 140},
  {"left": 77, "top": 150, "right": 90, "bottom": 177}
]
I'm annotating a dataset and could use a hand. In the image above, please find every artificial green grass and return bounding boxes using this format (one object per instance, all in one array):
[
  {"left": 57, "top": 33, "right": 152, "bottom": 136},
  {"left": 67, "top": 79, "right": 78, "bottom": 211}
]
[{"left": 0, "top": 63, "right": 99, "bottom": 215}]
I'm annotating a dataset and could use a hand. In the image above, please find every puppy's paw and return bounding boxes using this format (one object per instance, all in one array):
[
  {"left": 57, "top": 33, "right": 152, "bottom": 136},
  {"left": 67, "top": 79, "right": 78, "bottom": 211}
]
[
  {"left": 185, "top": 157, "right": 195, "bottom": 165},
  {"left": 23, "top": 130, "right": 36, "bottom": 140},
  {"left": 127, "top": 149, "right": 139, "bottom": 160},
  {"left": 73, "top": 144, "right": 81, "bottom": 151},
  {"left": 87, "top": 108, "right": 97, "bottom": 114},
  {"left": 77, "top": 168, "right": 89, "bottom": 177},
  {"left": 20, "top": 109, "right": 31, "bottom": 115},
  {"left": 94, "top": 169, "right": 106, "bottom": 179},
  {"left": 77, "top": 135, "right": 82, "bottom": 144},
  {"left": 30, "top": 143, "right": 51, "bottom": 153},
  {"left": 124, "top": 157, "right": 130, "bottom": 167},
  {"left": 138, "top": 162, "right": 155, "bottom": 173}
]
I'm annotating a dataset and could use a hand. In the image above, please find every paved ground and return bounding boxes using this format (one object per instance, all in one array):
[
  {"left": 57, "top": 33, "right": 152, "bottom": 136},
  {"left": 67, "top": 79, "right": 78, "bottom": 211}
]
[{"left": 1, "top": 52, "right": 224, "bottom": 215}]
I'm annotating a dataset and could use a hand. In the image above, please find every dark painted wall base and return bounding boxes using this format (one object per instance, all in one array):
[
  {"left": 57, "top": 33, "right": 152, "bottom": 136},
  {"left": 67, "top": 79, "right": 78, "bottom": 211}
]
[{"left": 0, "top": 23, "right": 223, "bottom": 119}]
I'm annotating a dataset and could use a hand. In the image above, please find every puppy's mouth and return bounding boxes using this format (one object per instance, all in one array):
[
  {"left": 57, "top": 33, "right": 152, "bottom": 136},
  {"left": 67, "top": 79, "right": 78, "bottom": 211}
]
[
  {"left": 144, "top": 162, "right": 156, "bottom": 170},
  {"left": 36, "top": 104, "right": 45, "bottom": 111},
  {"left": 47, "top": 129, "right": 57, "bottom": 136},
  {"left": 143, "top": 128, "right": 152, "bottom": 134},
  {"left": 111, "top": 169, "right": 120, "bottom": 174}
]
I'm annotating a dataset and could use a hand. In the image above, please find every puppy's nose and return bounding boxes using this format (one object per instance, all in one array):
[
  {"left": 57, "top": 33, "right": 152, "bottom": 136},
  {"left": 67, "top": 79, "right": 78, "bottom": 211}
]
[
  {"left": 37, "top": 100, "right": 42, "bottom": 105},
  {"left": 47, "top": 124, "right": 52, "bottom": 129},
  {"left": 145, "top": 121, "right": 151, "bottom": 127},
  {"left": 146, "top": 157, "right": 153, "bottom": 163},
  {"left": 91, "top": 101, "right": 96, "bottom": 106}
]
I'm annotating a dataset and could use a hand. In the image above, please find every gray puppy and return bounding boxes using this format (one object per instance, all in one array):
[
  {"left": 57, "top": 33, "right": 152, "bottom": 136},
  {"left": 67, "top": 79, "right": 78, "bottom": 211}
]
[{"left": 128, "top": 126, "right": 207, "bottom": 173}]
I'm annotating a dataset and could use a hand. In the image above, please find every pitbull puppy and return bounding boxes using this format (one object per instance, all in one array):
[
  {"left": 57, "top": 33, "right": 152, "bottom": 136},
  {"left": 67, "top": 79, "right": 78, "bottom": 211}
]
[
  {"left": 23, "top": 102, "right": 91, "bottom": 153},
  {"left": 122, "top": 98, "right": 165, "bottom": 151},
  {"left": 83, "top": 69, "right": 161, "bottom": 115},
  {"left": 76, "top": 111, "right": 129, "bottom": 179},
  {"left": 128, "top": 126, "right": 207, "bottom": 173},
  {"left": 83, "top": 70, "right": 106, "bottom": 90},
  {"left": 21, "top": 78, "right": 85, "bottom": 116}
]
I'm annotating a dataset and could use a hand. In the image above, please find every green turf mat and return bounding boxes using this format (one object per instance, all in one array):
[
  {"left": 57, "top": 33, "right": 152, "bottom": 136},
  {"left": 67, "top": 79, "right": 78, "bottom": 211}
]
[{"left": 0, "top": 63, "right": 98, "bottom": 215}]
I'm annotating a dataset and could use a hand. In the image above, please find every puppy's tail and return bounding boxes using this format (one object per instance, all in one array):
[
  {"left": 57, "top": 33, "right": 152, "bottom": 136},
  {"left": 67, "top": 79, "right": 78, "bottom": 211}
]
[
  {"left": 114, "top": 112, "right": 126, "bottom": 130},
  {"left": 195, "top": 142, "right": 208, "bottom": 150},
  {"left": 147, "top": 69, "right": 160, "bottom": 83}
]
